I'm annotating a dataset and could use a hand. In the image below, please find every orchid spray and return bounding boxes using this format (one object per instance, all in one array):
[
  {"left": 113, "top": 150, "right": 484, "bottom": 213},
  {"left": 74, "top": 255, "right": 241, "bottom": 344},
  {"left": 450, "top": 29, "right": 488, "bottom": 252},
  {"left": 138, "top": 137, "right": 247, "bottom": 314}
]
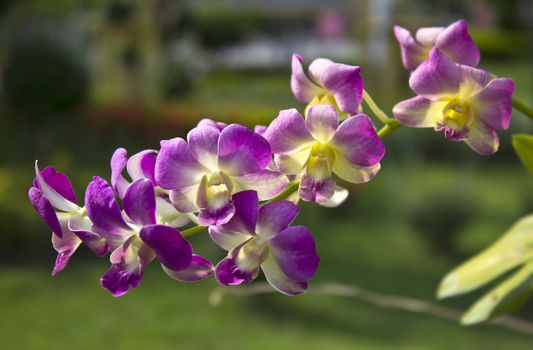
[{"left": 30, "top": 20, "right": 533, "bottom": 325}]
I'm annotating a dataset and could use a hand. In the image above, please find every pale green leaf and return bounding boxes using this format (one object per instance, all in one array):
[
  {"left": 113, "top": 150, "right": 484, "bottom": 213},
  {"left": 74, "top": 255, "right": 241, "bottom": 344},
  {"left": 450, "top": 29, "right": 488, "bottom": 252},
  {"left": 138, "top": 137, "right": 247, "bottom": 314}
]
[
  {"left": 437, "top": 214, "right": 533, "bottom": 299},
  {"left": 512, "top": 134, "right": 533, "bottom": 175},
  {"left": 461, "top": 261, "right": 533, "bottom": 325}
]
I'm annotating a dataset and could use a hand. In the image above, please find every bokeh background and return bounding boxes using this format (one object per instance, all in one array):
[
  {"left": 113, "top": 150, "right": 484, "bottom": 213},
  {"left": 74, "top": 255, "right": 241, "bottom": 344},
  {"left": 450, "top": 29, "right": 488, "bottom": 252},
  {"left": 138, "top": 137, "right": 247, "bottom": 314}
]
[{"left": 0, "top": 0, "right": 532, "bottom": 349}]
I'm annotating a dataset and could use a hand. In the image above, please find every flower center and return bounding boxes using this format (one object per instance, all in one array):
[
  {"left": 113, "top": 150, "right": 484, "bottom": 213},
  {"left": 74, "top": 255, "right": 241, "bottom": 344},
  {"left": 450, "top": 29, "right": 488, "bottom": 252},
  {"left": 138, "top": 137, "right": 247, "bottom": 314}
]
[
  {"left": 438, "top": 99, "right": 471, "bottom": 140},
  {"left": 237, "top": 235, "right": 270, "bottom": 271},
  {"left": 197, "top": 171, "right": 233, "bottom": 209},
  {"left": 306, "top": 143, "right": 336, "bottom": 181}
]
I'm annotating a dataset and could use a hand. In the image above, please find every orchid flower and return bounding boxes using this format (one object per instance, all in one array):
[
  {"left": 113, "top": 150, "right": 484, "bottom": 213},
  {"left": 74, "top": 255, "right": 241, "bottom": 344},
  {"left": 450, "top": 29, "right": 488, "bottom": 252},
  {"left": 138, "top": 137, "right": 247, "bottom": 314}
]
[
  {"left": 393, "top": 48, "right": 514, "bottom": 154},
  {"left": 28, "top": 163, "right": 107, "bottom": 275},
  {"left": 291, "top": 54, "right": 363, "bottom": 117},
  {"left": 394, "top": 19, "right": 480, "bottom": 71},
  {"left": 264, "top": 105, "right": 385, "bottom": 203},
  {"left": 85, "top": 177, "right": 213, "bottom": 296},
  {"left": 155, "top": 120, "right": 287, "bottom": 226},
  {"left": 210, "top": 190, "right": 319, "bottom": 295}
]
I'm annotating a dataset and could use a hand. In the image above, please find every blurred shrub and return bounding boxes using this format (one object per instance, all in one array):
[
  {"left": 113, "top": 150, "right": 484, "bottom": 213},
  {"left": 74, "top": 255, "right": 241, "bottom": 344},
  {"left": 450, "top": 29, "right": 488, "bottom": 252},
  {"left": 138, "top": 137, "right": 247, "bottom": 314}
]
[
  {"left": 160, "top": 61, "right": 194, "bottom": 99},
  {"left": 3, "top": 20, "right": 89, "bottom": 121}
]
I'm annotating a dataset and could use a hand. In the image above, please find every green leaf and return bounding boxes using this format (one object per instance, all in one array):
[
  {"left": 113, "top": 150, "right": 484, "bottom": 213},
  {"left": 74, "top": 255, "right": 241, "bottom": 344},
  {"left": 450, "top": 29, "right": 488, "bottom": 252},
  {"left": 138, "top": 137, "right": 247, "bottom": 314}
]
[
  {"left": 437, "top": 214, "right": 533, "bottom": 299},
  {"left": 512, "top": 134, "right": 533, "bottom": 174},
  {"left": 461, "top": 261, "right": 533, "bottom": 325}
]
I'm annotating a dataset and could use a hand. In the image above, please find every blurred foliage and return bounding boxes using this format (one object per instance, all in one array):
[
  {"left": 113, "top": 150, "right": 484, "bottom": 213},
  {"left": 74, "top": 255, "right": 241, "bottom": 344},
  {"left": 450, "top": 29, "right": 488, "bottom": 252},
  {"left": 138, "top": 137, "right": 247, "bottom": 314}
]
[
  {"left": 513, "top": 134, "right": 533, "bottom": 174},
  {"left": 2, "top": 22, "right": 88, "bottom": 120}
]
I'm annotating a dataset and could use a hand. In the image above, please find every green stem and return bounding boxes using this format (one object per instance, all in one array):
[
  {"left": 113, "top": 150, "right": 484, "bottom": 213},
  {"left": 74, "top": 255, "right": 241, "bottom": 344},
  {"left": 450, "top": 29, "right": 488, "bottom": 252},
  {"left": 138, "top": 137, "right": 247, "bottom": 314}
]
[
  {"left": 513, "top": 98, "right": 533, "bottom": 121},
  {"left": 182, "top": 224, "right": 207, "bottom": 238},
  {"left": 363, "top": 89, "right": 392, "bottom": 125},
  {"left": 378, "top": 119, "right": 401, "bottom": 138}
]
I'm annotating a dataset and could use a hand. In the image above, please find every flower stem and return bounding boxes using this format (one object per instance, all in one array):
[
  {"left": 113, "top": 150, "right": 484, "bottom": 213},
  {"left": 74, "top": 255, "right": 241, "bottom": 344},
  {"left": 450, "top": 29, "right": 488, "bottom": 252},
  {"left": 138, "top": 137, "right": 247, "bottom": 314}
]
[
  {"left": 377, "top": 119, "right": 401, "bottom": 138},
  {"left": 182, "top": 224, "right": 207, "bottom": 238},
  {"left": 363, "top": 90, "right": 392, "bottom": 125},
  {"left": 512, "top": 98, "right": 533, "bottom": 121}
]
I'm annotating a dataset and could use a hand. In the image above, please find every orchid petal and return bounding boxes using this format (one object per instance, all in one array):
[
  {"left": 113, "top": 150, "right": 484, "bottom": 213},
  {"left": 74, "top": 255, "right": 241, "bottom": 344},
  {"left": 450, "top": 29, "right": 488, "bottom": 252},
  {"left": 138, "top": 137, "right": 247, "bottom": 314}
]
[
  {"left": 274, "top": 149, "right": 312, "bottom": 176},
  {"left": 409, "top": 48, "right": 460, "bottom": 100},
  {"left": 187, "top": 124, "right": 220, "bottom": 170},
  {"left": 319, "top": 62, "right": 363, "bottom": 115},
  {"left": 332, "top": 157, "right": 381, "bottom": 184},
  {"left": 393, "top": 96, "right": 446, "bottom": 128},
  {"left": 415, "top": 26, "right": 444, "bottom": 47},
  {"left": 127, "top": 149, "right": 157, "bottom": 183},
  {"left": 291, "top": 53, "right": 323, "bottom": 102},
  {"left": 261, "top": 254, "right": 307, "bottom": 296},
  {"left": 110, "top": 148, "right": 129, "bottom": 198},
  {"left": 51, "top": 213, "right": 82, "bottom": 275},
  {"left": 264, "top": 108, "right": 314, "bottom": 154},
  {"left": 34, "top": 162, "right": 79, "bottom": 213},
  {"left": 169, "top": 185, "right": 199, "bottom": 213},
  {"left": 319, "top": 185, "right": 349, "bottom": 208},
  {"left": 331, "top": 114, "right": 384, "bottom": 166},
  {"left": 231, "top": 169, "right": 287, "bottom": 201},
  {"left": 394, "top": 25, "right": 428, "bottom": 71},
  {"left": 436, "top": 19, "right": 480, "bottom": 67},
  {"left": 472, "top": 78, "right": 514, "bottom": 130},
  {"left": 123, "top": 179, "right": 156, "bottom": 227},
  {"left": 163, "top": 254, "right": 214, "bottom": 282},
  {"left": 155, "top": 138, "right": 207, "bottom": 190},
  {"left": 28, "top": 187, "right": 63, "bottom": 238},
  {"left": 217, "top": 124, "right": 272, "bottom": 177},
  {"left": 299, "top": 173, "right": 336, "bottom": 202},
  {"left": 465, "top": 119, "right": 499, "bottom": 155},
  {"left": 67, "top": 214, "right": 108, "bottom": 257},
  {"left": 140, "top": 224, "right": 192, "bottom": 271},
  {"left": 306, "top": 104, "right": 339, "bottom": 143},
  {"left": 257, "top": 201, "right": 300, "bottom": 239}
]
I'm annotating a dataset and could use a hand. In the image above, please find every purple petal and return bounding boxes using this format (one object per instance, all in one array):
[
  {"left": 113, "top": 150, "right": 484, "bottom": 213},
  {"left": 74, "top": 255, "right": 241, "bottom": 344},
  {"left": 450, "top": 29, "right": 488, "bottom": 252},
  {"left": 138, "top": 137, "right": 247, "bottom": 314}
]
[
  {"left": 393, "top": 96, "right": 443, "bottom": 127},
  {"left": 123, "top": 179, "right": 156, "bottom": 227},
  {"left": 155, "top": 137, "right": 207, "bottom": 190},
  {"left": 331, "top": 114, "right": 384, "bottom": 166},
  {"left": 215, "top": 242, "right": 261, "bottom": 286},
  {"left": 319, "top": 185, "right": 349, "bottom": 208},
  {"left": 187, "top": 124, "right": 220, "bottom": 170},
  {"left": 197, "top": 118, "right": 227, "bottom": 131},
  {"left": 198, "top": 201, "right": 236, "bottom": 226},
  {"left": 34, "top": 163, "right": 79, "bottom": 213},
  {"left": 85, "top": 176, "right": 132, "bottom": 249},
  {"left": 291, "top": 53, "right": 323, "bottom": 102},
  {"left": 208, "top": 190, "right": 258, "bottom": 250},
  {"left": 394, "top": 25, "right": 428, "bottom": 71},
  {"left": 436, "top": 19, "right": 480, "bottom": 67},
  {"left": 29, "top": 187, "right": 63, "bottom": 238},
  {"left": 101, "top": 237, "right": 154, "bottom": 297},
  {"left": 140, "top": 224, "right": 192, "bottom": 271},
  {"left": 472, "top": 78, "right": 514, "bottom": 130},
  {"left": 127, "top": 149, "right": 157, "bottom": 184},
  {"left": 273, "top": 151, "right": 311, "bottom": 176},
  {"left": 299, "top": 173, "right": 336, "bottom": 202},
  {"left": 51, "top": 218, "right": 82, "bottom": 276},
  {"left": 409, "top": 48, "right": 460, "bottom": 99},
  {"left": 110, "top": 148, "right": 129, "bottom": 198},
  {"left": 264, "top": 109, "right": 314, "bottom": 154},
  {"left": 217, "top": 124, "right": 272, "bottom": 177},
  {"left": 231, "top": 169, "right": 287, "bottom": 201},
  {"left": 261, "top": 254, "right": 308, "bottom": 296},
  {"left": 68, "top": 215, "right": 108, "bottom": 256},
  {"left": 465, "top": 119, "right": 499, "bottom": 155},
  {"left": 163, "top": 254, "right": 214, "bottom": 282},
  {"left": 458, "top": 65, "right": 489, "bottom": 97},
  {"left": 306, "top": 104, "right": 339, "bottom": 143},
  {"left": 35, "top": 165, "right": 77, "bottom": 203},
  {"left": 268, "top": 225, "right": 319, "bottom": 283},
  {"left": 317, "top": 62, "right": 364, "bottom": 115},
  {"left": 254, "top": 125, "right": 267, "bottom": 137},
  {"left": 257, "top": 201, "right": 300, "bottom": 239}
]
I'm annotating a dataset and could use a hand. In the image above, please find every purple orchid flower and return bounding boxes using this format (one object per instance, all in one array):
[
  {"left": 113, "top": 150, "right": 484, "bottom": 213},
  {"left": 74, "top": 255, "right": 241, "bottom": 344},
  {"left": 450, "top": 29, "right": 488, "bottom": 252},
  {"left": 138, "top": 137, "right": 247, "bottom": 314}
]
[
  {"left": 264, "top": 105, "right": 385, "bottom": 203},
  {"left": 155, "top": 121, "right": 287, "bottom": 226},
  {"left": 394, "top": 19, "right": 480, "bottom": 71},
  {"left": 210, "top": 190, "right": 319, "bottom": 296},
  {"left": 111, "top": 147, "right": 190, "bottom": 228},
  {"left": 85, "top": 177, "right": 213, "bottom": 296},
  {"left": 28, "top": 163, "right": 107, "bottom": 275},
  {"left": 393, "top": 48, "right": 514, "bottom": 155},
  {"left": 291, "top": 53, "right": 364, "bottom": 116}
]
